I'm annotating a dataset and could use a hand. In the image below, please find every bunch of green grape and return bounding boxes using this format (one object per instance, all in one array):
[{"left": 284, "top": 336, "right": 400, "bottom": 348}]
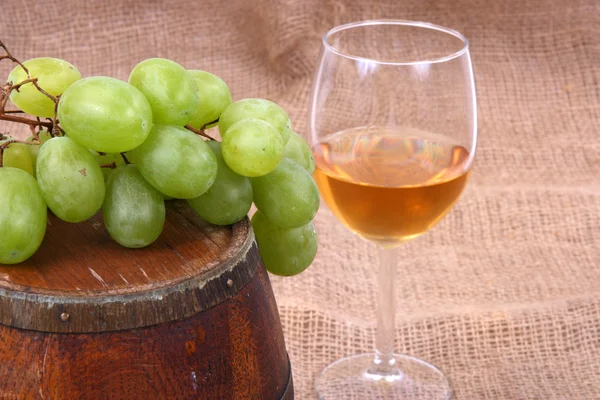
[{"left": 0, "top": 57, "right": 319, "bottom": 276}]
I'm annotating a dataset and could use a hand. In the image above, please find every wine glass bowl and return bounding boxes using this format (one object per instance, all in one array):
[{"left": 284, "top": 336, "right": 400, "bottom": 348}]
[
  {"left": 312, "top": 128, "right": 472, "bottom": 246},
  {"left": 310, "top": 21, "right": 476, "bottom": 149},
  {"left": 310, "top": 20, "right": 477, "bottom": 399}
]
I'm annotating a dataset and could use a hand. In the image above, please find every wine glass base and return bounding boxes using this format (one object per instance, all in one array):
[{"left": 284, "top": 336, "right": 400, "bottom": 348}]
[{"left": 315, "top": 353, "right": 451, "bottom": 400}]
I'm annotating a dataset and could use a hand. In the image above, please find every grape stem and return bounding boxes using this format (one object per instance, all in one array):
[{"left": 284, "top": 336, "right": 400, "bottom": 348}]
[
  {"left": 120, "top": 153, "right": 131, "bottom": 165},
  {"left": 50, "top": 95, "right": 61, "bottom": 137},
  {"left": 0, "top": 40, "right": 61, "bottom": 135},
  {"left": 29, "top": 124, "right": 40, "bottom": 142},
  {"left": 0, "top": 139, "right": 40, "bottom": 148},
  {"left": 184, "top": 119, "right": 219, "bottom": 141},
  {"left": 0, "top": 41, "right": 57, "bottom": 103},
  {"left": 0, "top": 83, "right": 54, "bottom": 130},
  {"left": 100, "top": 162, "right": 117, "bottom": 169}
]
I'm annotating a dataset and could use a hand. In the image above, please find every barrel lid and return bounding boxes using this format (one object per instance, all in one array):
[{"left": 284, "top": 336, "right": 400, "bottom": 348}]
[{"left": 0, "top": 201, "right": 257, "bottom": 333}]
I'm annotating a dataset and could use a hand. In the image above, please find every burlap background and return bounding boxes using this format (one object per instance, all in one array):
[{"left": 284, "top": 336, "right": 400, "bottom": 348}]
[{"left": 1, "top": 0, "right": 599, "bottom": 398}]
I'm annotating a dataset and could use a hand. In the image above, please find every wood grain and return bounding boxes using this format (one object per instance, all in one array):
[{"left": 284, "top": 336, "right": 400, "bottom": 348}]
[
  {"left": 0, "top": 202, "right": 261, "bottom": 333},
  {"left": 0, "top": 201, "right": 293, "bottom": 398},
  {"left": 0, "top": 201, "right": 233, "bottom": 294},
  {"left": 0, "top": 265, "right": 292, "bottom": 399}
]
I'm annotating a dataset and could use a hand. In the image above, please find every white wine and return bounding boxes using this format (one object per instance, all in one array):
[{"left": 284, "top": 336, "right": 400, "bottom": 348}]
[{"left": 313, "top": 127, "right": 471, "bottom": 245}]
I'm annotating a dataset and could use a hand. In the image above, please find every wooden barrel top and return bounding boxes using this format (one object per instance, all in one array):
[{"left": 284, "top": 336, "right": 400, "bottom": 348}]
[{"left": 0, "top": 201, "right": 258, "bottom": 333}]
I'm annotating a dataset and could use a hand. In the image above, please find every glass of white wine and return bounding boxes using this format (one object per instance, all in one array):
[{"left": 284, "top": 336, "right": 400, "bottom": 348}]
[{"left": 310, "top": 20, "right": 477, "bottom": 399}]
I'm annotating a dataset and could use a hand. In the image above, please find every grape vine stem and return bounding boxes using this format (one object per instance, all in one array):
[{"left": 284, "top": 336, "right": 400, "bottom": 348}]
[
  {"left": 0, "top": 41, "right": 57, "bottom": 102},
  {"left": 184, "top": 118, "right": 219, "bottom": 141},
  {"left": 0, "top": 40, "right": 61, "bottom": 136},
  {"left": 120, "top": 153, "right": 131, "bottom": 165},
  {"left": 0, "top": 139, "right": 39, "bottom": 148}
]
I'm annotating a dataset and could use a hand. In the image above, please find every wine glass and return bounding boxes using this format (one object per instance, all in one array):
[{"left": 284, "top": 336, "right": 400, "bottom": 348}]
[{"left": 309, "top": 20, "right": 477, "bottom": 399}]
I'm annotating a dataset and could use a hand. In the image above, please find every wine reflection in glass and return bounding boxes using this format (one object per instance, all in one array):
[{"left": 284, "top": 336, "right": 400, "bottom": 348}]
[{"left": 309, "top": 20, "right": 477, "bottom": 399}]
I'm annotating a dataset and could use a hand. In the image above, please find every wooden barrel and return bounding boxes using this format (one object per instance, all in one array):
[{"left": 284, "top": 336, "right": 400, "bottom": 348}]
[{"left": 0, "top": 202, "right": 293, "bottom": 399}]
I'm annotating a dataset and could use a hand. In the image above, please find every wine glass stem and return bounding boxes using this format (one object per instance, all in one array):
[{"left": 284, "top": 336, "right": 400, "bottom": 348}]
[{"left": 369, "top": 245, "right": 399, "bottom": 376}]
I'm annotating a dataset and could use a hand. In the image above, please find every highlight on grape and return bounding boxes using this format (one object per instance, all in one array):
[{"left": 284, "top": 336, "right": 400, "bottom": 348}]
[{"left": 0, "top": 40, "right": 318, "bottom": 276}]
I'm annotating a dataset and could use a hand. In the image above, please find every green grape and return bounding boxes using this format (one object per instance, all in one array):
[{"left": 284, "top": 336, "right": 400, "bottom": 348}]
[
  {"left": 90, "top": 151, "right": 125, "bottom": 181},
  {"left": 187, "top": 141, "right": 252, "bottom": 225},
  {"left": 188, "top": 70, "right": 232, "bottom": 130},
  {"left": 130, "top": 124, "right": 217, "bottom": 199},
  {"left": 221, "top": 118, "right": 284, "bottom": 177},
  {"left": 57, "top": 76, "right": 153, "bottom": 153},
  {"left": 218, "top": 98, "right": 292, "bottom": 144},
  {"left": 27, "top": 144, "right": 40, "bottom": 176},
  {"left": 252, "top": 211, "right": 317, "bottom": 276},
  {"left": 284, "top": 131, "right": 315, "bottom": 173},
  {"left": 8, "top": 57, "right": 81, "bottom": 118},
  {"left": 0, "top": 167, "right": 47, "bottom": 264},
  {"left": 129, "top": 58, "right": 200, "bottom": 126},
  {"left": 25, "top": 132, "right": 52, "bottom": 177},
  {"left": 3, "top": 143, "right": 33, "bottom": 175},
  {"left": 103, "top": 165, "right": 165, "bottom": 248},
  {"left": 251, "top": 158, "right": 320, "bottom": 228},
  {"left": 40, "top": 131, "right": 52, "bottom": 144},
  {"left": 36, "top": 137, "right": 105, "bottom": 223}
]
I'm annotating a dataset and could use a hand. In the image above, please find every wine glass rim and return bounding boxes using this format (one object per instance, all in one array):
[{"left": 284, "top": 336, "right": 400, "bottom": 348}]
[{"left": 322, "top": 19, "right": 470, "bottom": 66}]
